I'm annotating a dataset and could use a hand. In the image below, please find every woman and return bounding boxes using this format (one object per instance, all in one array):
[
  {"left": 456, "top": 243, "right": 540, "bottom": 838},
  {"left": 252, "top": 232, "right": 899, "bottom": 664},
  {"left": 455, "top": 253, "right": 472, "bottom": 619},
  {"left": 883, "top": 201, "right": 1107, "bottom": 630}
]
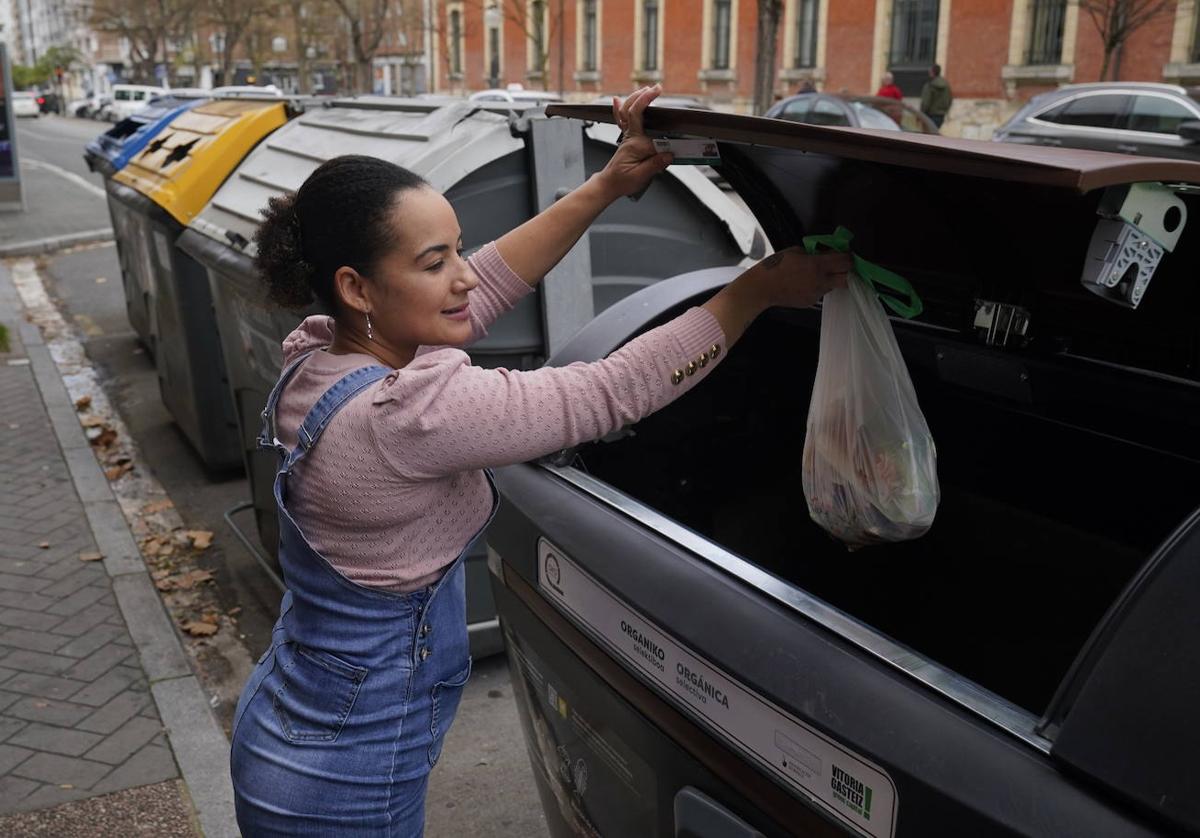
[{"left": 230, "top": 84, "right": 849, "bottom": 835}]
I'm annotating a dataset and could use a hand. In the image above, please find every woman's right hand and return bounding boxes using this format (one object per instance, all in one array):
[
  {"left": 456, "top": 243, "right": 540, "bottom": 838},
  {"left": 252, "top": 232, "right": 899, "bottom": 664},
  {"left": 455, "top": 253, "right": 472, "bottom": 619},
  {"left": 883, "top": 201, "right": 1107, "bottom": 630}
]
[
  {"left": 735, "top": 246, "right": 851, "bottom": 309},
  {"left": 702, "top": 247, "right": 851, "bottom": 349}
]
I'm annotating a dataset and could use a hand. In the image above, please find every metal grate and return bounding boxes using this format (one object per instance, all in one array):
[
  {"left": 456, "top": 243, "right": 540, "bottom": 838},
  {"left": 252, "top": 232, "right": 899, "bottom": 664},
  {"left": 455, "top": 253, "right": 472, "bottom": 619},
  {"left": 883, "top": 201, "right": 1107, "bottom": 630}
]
[
  {"left": 583, "top": 0, "right": 598, "bottom": 71},
  {"left": 1025, "top": 0, "right": 1066, "bottom": 65},
  {"left": 713, "top": 0, "right": 732, "bottom": 70},
  {"left": 1192, "top": 3, "right": 1200, "bottom": 63},
  {"left": 794, "top": 0, "right": 818, "bottom": 68},
  {"left": 643, "top": 0, "right": 659, "bottom": 71},
  {"left": 889, "top": 0, "right": 939, "bottom": 67},
  {"left": 450, "top": 9, "right": 463, "bottom": 75}
]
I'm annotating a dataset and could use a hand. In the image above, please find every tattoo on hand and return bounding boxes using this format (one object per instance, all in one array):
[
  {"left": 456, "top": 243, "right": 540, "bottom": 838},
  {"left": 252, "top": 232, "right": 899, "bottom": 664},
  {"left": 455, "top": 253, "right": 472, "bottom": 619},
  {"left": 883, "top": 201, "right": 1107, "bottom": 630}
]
[{"left": 760, "top": 252, "right": 785, "bottom": 270}]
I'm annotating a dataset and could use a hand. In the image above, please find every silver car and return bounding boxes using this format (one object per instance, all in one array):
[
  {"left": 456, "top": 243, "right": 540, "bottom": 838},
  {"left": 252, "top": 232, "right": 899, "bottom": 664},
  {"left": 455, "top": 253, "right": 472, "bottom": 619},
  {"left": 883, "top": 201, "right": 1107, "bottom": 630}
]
[{"left": 993, "top": 82, "right": 1200, "bottom": 159}]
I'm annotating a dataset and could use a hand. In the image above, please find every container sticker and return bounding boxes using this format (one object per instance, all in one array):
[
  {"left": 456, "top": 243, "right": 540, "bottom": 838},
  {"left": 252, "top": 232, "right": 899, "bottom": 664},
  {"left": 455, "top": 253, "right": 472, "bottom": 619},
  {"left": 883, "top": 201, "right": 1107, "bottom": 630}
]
[
  {"left": 538, "top": 538, "right": 898, "bottom": 838},
  {"left": 652, "top": 136, "right": 721, "bottom": 165}
]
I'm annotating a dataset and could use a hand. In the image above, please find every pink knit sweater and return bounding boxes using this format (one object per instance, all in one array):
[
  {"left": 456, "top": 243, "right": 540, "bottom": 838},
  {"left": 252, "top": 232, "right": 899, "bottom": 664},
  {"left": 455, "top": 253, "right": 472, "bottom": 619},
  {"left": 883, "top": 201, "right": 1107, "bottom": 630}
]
[{"left": 274, "top": 242, "right": 727, "bottom": 591}]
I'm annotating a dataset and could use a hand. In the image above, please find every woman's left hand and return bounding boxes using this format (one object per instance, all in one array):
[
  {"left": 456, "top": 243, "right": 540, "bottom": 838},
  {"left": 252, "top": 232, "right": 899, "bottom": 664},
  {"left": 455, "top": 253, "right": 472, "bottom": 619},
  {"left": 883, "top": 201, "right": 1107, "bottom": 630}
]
[{"left": 595, "top": 84, "right": 674, "bottom": 201}]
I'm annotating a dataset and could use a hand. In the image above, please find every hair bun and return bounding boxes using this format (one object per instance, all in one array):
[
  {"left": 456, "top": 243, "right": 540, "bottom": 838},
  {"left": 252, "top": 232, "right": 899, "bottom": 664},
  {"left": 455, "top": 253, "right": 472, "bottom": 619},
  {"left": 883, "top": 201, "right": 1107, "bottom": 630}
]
[{"left": 254, "top": 193, "right": 317, "bottom": 310}]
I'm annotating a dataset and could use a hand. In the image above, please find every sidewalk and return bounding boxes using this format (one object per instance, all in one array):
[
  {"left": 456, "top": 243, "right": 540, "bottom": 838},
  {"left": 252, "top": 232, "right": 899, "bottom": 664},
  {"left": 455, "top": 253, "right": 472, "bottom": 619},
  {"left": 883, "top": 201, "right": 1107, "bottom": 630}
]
[
  {"left": 0, "top": 165, "right": 112, "bottom": 258},
  {"left": 0, "top": 262, "right": 237, "bottom": 836}
]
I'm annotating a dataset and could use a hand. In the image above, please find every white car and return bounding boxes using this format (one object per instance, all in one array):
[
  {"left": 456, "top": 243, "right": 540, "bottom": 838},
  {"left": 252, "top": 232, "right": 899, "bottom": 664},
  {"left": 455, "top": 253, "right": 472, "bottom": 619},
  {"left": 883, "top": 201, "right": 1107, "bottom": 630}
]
[
  {"left": 468, "top": 84, "right": 562, "bottom": 105},
  {"left": 211, "top": 84, "right": 282, "bottom": 98},
  {"left": 109, "top": 84, "right": 169, "bottom": 121},
  {"left": 12, "top": 91, "right": 41, "bottom": 118}
]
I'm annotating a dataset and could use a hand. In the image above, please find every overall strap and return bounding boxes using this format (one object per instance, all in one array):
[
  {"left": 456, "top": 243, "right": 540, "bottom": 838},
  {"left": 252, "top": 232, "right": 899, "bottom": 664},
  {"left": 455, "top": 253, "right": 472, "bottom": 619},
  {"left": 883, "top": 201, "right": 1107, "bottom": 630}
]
[
  {"left": 283, "top": 364, "right": 391, "bottom": 471},
  {"left": 257, "top": 349, "right": 320, "bottom": 453}
]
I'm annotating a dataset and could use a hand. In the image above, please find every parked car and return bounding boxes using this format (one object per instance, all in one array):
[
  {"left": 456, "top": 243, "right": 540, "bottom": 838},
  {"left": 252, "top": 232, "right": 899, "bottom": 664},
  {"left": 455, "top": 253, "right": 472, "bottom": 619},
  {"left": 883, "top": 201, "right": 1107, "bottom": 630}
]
[
  {"left": 11, "top": 91, "right": 40, "bottom": 118},
  {"left": 108, "top": 84, "right": 169, "bottom": 121},
  {"left": 994, "top": 82, "right": 1200, "bottom": 160},
  {"left": 766, "top": 92, "right": 940, "bottom": 134},
  {"left": 469, "top": 84, "right": 563, "bottom": 105},
  {"left": 36, "top": 90, "right": 61, "bottom": 114},
  {"left": 490, "top": 102, "right": 1200, "bottom": 837}
]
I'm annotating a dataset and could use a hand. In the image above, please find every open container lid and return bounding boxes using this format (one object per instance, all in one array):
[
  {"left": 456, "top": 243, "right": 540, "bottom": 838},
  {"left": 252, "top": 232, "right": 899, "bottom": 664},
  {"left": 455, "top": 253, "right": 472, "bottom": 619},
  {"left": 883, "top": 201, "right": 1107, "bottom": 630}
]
[
  {"left": 84, "top": 95, "right": 208, "bottom": 170},
  {"left": 548, "top": 104, "right": 1200, "bottom": 380},
  {"left": 111, "top": 98, "right": 291, "bottom": 224},
  {"left": 548, "top": 104, "right": 1200, "bottom": 192}
]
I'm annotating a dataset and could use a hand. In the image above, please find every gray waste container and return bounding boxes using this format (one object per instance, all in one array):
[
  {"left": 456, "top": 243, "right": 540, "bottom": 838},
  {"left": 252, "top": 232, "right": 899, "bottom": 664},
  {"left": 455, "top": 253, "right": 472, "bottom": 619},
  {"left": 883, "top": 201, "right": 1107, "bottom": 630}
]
[{"left": 177, "top": 96, "right": 761, "bottom": 656}]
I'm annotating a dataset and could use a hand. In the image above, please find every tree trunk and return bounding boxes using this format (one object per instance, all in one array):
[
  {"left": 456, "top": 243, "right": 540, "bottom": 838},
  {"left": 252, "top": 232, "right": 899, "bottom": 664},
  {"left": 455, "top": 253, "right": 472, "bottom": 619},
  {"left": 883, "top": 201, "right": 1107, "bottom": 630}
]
[
  {"left": 1098, "top": 47, "right": 1112, "bottom": 82},
  {"left": 292, "top": 1, "right": 311, "bottom": 93},
  {"left": 752, "top": 0, "right": 782, "bottom": 116},
  {"left": 357, "top": 57, "right": 373, "bottom": 92}
]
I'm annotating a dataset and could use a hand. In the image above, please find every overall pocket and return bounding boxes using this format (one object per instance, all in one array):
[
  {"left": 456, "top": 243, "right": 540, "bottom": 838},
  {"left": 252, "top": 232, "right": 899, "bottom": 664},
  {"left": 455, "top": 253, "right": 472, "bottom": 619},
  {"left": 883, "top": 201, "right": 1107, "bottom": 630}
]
[
  {"left": 272, "top": 644, "right": 368, "bottom": 743},
  {"left": 428, "top": 658, "right": 472, "bottom": 766}
]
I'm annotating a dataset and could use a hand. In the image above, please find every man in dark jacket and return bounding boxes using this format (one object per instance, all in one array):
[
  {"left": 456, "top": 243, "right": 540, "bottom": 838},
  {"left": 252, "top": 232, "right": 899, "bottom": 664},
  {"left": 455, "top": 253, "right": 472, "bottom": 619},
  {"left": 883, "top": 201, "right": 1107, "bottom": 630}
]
[{"left": 919, "top": 64, "right": 952, "bottom": 129}]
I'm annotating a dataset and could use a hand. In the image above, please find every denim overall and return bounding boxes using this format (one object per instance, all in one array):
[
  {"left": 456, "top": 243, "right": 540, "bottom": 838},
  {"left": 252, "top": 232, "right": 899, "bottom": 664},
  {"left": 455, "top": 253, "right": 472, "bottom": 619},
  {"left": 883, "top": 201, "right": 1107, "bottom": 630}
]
[{"left": 230, "top": 351, "right": 496, "bottom": 836}]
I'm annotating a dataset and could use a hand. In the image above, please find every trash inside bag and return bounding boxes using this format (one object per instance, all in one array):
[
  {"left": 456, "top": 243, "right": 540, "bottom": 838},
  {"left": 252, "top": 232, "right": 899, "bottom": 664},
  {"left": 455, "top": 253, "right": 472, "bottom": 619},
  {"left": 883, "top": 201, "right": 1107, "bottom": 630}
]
[{"left": 801, "top": 228, "right": 939, "bottom": 548}]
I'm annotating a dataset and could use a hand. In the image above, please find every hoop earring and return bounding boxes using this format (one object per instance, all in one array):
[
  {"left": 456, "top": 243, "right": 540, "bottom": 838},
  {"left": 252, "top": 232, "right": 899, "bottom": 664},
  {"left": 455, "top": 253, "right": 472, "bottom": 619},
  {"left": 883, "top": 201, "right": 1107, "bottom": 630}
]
[{"left": 365, "top": 311, "right": 374, "bottom": 341}]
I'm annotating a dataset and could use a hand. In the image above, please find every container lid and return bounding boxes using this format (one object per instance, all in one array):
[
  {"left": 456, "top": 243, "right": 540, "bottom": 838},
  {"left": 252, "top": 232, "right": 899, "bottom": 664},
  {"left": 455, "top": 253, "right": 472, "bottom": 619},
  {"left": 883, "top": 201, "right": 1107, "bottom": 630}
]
[
  {"left": 187, "top": 99, "right": 524, "bottom": 254},
  {"left": 188, "top": 97, "right": 759, "bottom": 260},
  {"left": 547, "top": 105, "right": 1200, "bottom": 380},
  {"left": 546, "top": 104, "right": 1200, "bottom": 192},
  {"left": 112, "top": 98, "right": 290, "bottom": 225},
  {"left": 84, "top": 96, "right": 206, "bottom": 170}
]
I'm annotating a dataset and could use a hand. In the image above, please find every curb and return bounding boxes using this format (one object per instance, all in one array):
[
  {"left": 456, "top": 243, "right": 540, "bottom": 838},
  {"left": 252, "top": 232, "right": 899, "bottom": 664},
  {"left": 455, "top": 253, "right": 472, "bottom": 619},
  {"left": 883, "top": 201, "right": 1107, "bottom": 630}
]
[
  {"left": 0, "top": 228, "right": 115, "bottom": 258},
  {"left": 0, "top": 261, "right": 239, "bottom": 838}
]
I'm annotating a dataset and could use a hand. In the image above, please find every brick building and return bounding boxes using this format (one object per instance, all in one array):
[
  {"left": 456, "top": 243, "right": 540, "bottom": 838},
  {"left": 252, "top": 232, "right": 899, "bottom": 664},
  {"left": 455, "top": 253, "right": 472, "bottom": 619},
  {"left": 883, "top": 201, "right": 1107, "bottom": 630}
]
[{"left": 431, "top": 1, "right": 1200, "bottom": 136}]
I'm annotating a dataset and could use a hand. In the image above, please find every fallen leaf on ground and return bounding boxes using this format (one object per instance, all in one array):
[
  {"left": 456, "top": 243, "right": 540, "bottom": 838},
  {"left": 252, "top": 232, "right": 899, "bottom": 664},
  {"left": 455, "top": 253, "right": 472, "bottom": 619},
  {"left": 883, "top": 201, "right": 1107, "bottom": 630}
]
[
  {"left": 95, "top": 277, "right": 107, "bottom": 284},
  {"left": 38, "top": 541, "right": 49, "bottom": 549},
  {"left": 142, "top": 499, "right": 174, "bottom": 515},
  {"left": 78, "top": 551, "right": 104, "bottom": 562},
  {"left": 59, "top": 784, "right": 74, "bottom": 790},
  {"left": 74, "top": 395, "right": 92, "bottom": 411},
  {"left": 90, "top": 427, "right": 117, "bottom": 448},
  {"left": 200, "top": 612, "right": 220, "bottom": 625},
  {"left": 105, "top": 462, "right": 133, "bottom": 480},
  {"left": 227, "top": 606, "right": 242, "bottom": 616},
  {"left": 186, "top": 530, "right": 214, "bottom": 550},
  {"left": 155, "top": 569, "right": 214, "bottom": 591},
  {"left": 181, "top": 620, "right": 219, "bottom": 637}
]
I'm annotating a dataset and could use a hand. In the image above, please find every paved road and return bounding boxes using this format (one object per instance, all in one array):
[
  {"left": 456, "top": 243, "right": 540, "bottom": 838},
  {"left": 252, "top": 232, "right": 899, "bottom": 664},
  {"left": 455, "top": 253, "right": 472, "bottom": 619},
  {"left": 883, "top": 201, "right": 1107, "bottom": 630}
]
[
  {"left": 14, "top": 115, "right": 107, "bottom": 184},
  {"left": 9, "top": 115, "right": 549, "bottom": 837}
]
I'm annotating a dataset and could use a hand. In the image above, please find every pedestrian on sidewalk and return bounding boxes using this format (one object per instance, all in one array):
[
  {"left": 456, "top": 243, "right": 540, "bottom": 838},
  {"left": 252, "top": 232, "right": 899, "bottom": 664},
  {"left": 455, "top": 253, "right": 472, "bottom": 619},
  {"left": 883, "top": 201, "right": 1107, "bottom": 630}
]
[
  {"left": 229, "top": 84, "right": 849, "bottom": 835},
  {"left": 920, "top": 63, "right": 953, "bottom": 129},
  {"left": 875, "top": 72, "right": 903, "bottom": 101}
]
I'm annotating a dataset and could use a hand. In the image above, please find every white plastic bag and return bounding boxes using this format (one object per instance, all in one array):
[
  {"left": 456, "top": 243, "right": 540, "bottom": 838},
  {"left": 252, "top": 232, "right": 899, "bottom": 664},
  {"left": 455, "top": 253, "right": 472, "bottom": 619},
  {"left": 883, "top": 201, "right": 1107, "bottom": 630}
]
[{"left": 801, "top": 243, "right": 939, "bottom": 548}]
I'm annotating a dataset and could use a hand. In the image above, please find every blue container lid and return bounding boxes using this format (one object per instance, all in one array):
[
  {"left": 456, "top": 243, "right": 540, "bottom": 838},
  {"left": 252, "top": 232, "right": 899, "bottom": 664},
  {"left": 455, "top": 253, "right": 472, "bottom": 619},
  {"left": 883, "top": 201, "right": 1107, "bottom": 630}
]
[{"left": 84, "top": 95, "right": 207, "bottom": 174}]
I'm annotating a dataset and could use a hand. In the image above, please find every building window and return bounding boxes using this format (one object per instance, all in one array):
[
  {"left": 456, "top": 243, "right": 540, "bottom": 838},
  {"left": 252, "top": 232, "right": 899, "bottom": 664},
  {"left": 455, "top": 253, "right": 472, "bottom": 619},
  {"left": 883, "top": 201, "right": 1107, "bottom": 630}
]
[
  {"left": 1025, "top": 0, "right": 1065, "bottom": 65},
  {"left": 889, "top": 0, "right": 939, "bottom": 68},
  {"left": 583, "top": 0, "right": 598, "bottom": 71},
  {"left": 643, "top": 0, "right": 659, "bottom": 71},
  {"left": 489, "top": 26, "right": 501, "bottom": 86},
  {"left": 713, "top": 0, "right": 732, "bottom": 69},
  {"left": 1192, "top": 6, "right": 1200, "bottom": 63},
  {"left": 794, "top": 0, "right": 818, "bottom": 68},
  {"left": 531, "top": 0, "right": 546, "bottom": 70},
  {"left": 450, "top": 9, "right": 463, "bottom": 75}
]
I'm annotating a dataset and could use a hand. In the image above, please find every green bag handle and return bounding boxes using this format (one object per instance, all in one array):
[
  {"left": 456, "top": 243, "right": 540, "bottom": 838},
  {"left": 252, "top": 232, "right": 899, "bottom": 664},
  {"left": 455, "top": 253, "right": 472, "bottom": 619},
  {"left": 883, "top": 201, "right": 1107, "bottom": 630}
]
[{"left": 801, "top": 226, "right": 923, "bottom": 319}]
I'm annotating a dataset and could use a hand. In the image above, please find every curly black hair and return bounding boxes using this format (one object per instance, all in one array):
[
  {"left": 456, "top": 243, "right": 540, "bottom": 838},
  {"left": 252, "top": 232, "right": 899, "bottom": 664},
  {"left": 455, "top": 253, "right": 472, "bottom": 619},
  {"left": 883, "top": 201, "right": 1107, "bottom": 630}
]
[{"left": 253, "top": 155, "right": 429, "bottom": 311}]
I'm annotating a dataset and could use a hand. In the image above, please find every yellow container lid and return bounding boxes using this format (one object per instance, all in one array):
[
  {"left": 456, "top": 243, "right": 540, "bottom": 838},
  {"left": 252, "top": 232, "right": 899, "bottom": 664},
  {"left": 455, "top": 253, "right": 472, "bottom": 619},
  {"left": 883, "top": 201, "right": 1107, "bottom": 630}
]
[{"left": 113, "top": 99, "right": 289, "bottom": 225}]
